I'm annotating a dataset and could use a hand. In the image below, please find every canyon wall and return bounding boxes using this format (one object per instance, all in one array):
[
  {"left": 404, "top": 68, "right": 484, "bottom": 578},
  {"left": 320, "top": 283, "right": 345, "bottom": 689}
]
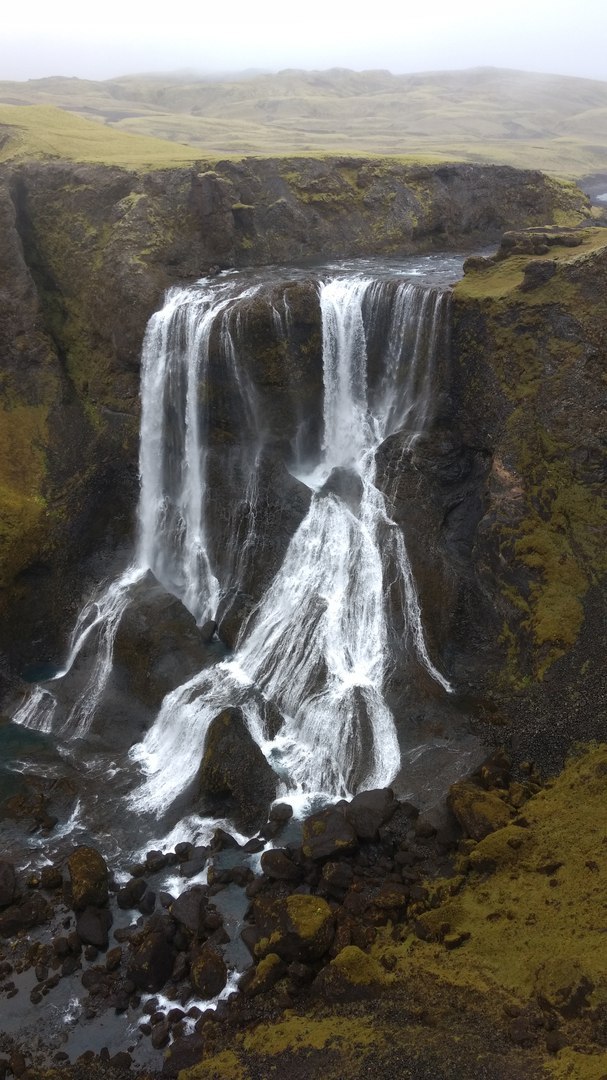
[{"left": 0, "top": 155, "right": 602, "bottom": 754}]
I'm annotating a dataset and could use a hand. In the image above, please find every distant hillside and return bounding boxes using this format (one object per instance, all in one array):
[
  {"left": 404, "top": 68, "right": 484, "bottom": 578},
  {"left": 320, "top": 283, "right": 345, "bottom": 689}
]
[{"left": 1, "top": 67, "right": 607, "bottom": 176}]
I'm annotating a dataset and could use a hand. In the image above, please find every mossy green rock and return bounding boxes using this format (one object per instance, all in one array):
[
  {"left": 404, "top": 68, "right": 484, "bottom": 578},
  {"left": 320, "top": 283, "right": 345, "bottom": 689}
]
[
  {"left": 313, "top": 945, "right": 387, "bottom": 1002},
  {"left": 65, "top": 846, "right": 109, "bottom": 911},
  {"left": 447, "top": 780, "right": 513, "bottom": 841},
  {"left": 253, "top": 894, "right": 335, "bottom": 963}
]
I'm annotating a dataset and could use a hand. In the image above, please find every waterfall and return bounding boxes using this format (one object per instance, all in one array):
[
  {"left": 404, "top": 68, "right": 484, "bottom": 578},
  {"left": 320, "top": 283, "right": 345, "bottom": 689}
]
[{"left": 14, "top": 264, "right": 454, "bottom": 824}]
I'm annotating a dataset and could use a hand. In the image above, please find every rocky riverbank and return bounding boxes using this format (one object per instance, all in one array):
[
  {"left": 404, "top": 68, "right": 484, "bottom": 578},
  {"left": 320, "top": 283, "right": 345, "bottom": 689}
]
[{"left": 2, "top": 742, "right": 606, "bottom": 1078}]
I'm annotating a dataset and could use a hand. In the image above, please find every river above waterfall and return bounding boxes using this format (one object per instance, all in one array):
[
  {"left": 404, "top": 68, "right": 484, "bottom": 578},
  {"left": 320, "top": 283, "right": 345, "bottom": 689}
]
[{"left": 3, "top": 251, "right": 485, "bottom": 873}]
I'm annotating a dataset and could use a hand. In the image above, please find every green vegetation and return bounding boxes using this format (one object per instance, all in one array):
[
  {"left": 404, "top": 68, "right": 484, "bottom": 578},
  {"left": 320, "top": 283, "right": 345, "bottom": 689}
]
[
  {"left": 455, "top": 229, "right": 607, "bottom": 680},
  {"left": 0, "top": 104, "right": 201, "bottom": 169},
  {"left": 2, "top": 68, "right": 607, "bottom": 174}
]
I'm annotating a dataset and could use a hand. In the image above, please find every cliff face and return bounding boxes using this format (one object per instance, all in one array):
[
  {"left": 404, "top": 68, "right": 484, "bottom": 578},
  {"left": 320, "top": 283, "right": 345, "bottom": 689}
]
[
  {"left": 381, "top": 228, "right": 607, "bottom": 764},
  {"left": 0, "top": 155, "right": 597, "bottom": 698}
]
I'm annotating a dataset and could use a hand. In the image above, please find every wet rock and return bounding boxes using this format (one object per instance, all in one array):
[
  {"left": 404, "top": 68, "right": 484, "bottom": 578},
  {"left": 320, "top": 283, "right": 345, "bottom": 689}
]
[
  {"left": 163, "top": 1034, "right": 206, "bottom": 1076},
  {"left": 320, "top": 466, "right": 364, "bottom": 512},
  {"left": 252, "top": 893, "right": 335, "bottom": 963},
  {"left": 447, "top": 780, "right": 512, "bottom": 840},
  {"left": 106, "top": 946, "right": 122, "bottom": 971},
  {"left": 39, "top": 866, "right": 63, "bottom": 890},
  {"left": 145, "top": 849, "right": 168, "bottom": 874},
  {"left": 319, "top": 860, "right": 354, "bottom": 896},
  {"left": 190, "top": 945, "right": 227, "bottom": 998},
  {"left": 127, "top": 931, "right": 176, "bottom": 992},
  {"left": 112, "top": 571, "right": 212, "bottom": 710},
  {"left": 151, "top": 1019, "right": 170, "bottom": 1049},
  {"left": 344, "top": 788, "right": 397, "bottom": 840},
  {"left": 117, "top": 877, "right": 147, "bottom": 910},
  {"left": 170, "top": 886, "right": 209, "bottom": 938},
  {"left": 66, "top": 846, "right": 109, "bottom": 910},
  {"left": 269, "top": 801, "right": 294, "bottom": 824},
  {"left": 175, "top": 842, "right": 194, "bottom": 862},
  {"left": 196, "top": 706, "right": 277, "bottom": 830},
  {"left": 302, "top": 807, "right": 358, "bottom": 861},
  {"left": 138, "top": 888, "right": 157, "bottom": 916},
  {"left": 8, "top": 1051, "right": 27, "bottom": 1077},
  {"left": 260, "top": 849, "right": 302, "bottom": 882},
  {"left": 76, "top": 906, "right": 113, "bottom": 949},
  {"left": 200, "top": 620, "right": 217, "bottom": 644},
  {"left": 0, "top": 894, "right": 51, "bottom": 937},
  {"left": 0, "top": 862, "right": 17, "bottom": 908}
]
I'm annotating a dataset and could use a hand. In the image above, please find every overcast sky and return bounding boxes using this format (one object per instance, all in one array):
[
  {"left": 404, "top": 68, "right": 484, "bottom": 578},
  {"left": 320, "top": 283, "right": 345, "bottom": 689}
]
[{"left": 2, "top": 0, "right": 606, "bottom": 82}]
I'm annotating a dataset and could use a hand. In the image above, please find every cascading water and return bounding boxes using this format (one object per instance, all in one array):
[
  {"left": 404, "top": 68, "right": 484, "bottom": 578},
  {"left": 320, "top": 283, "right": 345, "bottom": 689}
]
[{"left": 13, "top": 262, "right": 455, "bottom": 832}]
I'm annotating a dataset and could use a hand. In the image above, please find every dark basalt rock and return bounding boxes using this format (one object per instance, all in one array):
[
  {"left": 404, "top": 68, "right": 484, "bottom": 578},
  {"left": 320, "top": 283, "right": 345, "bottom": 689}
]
[
  {"left": 196, "top": 706, "right": 277, "bottom": 830},
  {"left": 127, "top": 931, "right": 176, "bottom": 992},
  {"left": 260, "top": 849, "right": 303, "bottom": 883},
  {"left": 320, "top": 467, "right": 364, "bottom": 513},
  {"left": 76, "top": 906, "right": 113, "bottom": 950},
  {"left": 344, "top": 787, "right": 398, "bottom": 840},
  {"left": 116, "top": 877, "right": 147, "bottom": 910},
  {"left": 190, "top": 945, "right": 227, "bottom": 998},
  {"left": 112, "top": 572, "right": 214, "bottom": 709},
  {"left": 0, "top": 862, "right": 16, "bottom": 908},
  {"left": 170, "top": 886, "right": 209, "bottom": 939},
  {"left": 301, "top": 807, "right": 358, "bottom": 861},
  {"left": 0, "top": 893, "right": 51, "bottom": 937}
]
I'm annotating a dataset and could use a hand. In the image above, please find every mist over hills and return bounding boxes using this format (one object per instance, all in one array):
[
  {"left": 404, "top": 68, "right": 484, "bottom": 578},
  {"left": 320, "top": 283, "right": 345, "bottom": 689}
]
[{"left": 1, "top": 65, "right": 607, "bottom": 175}]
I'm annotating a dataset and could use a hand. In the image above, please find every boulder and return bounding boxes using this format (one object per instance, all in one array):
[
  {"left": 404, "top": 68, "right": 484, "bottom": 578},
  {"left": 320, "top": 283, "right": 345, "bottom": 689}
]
[
  {"left": 190, "top": 945, "right": 227, "bottom": 999},
  {"left": 196, "top": 706, "right": 277, "bottom": 830},
  {"left": 112, "top": 571, "right": 213, "bottom": 708},
  {"left": 252, "top": 894, "right": 335, "bottom": 963},
  {"left": 447, "top": 780, "right": 512, "bottom": 841},
  {"left": 260, "top": 849, "right": 302, "bottom": 882},
  {"left": 239, "top": 953, "right": 286, "bottom": 998},
  {"left": 344, "top": 788, "right": 397, "bottom": 840},
  {"left": 0, "top": 894, "right": 51, "bottom": 937},
  {"left": 127, "top": 931, "right": 176, "bottom": 992},
  {"left": 313, "top": 945, "right": 386, "bottom": 1002},
  {"left": 65, "top": 847, "right": 109, "bottom": 911},
  {"left": 76, "top": 906, "right": 113, "bottom": 950},
  {"left": 116, "top": 877, "right": 147, "bottom": 910},
  {"left": 302, "top": 807, "right": 358, "bottom": 861},
  {"left": 170, "top": 886, "right": 209, "bottom": 939}
]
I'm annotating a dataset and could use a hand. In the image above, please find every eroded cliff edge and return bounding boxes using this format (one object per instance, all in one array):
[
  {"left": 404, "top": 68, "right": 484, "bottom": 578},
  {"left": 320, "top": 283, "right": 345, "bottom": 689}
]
[{"left": 0, "top": 155, "right": 602, "bottom": 750}]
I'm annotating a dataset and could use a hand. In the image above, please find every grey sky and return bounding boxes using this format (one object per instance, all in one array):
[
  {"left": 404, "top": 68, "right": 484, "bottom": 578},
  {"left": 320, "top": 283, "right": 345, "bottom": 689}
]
[{"left": 2, "top": 0, "right": 606, "bottom": 82}]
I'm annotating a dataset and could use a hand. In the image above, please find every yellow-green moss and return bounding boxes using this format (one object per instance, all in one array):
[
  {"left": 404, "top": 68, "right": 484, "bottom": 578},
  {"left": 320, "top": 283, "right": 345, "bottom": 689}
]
[
  {"left": 178, "top": 1049, "right": 250, "bottom": 1079},
  {"left": 0, "top": 404, "right": 50, "bottom": 587},
  {"left": 242, "top": 1013, "right": 378, "bottom": 1055},
  {"left": 285, "top": 894, "right": 332, "bottom": 939},
  {"left": 328, "top": 945, "right": 387, "bottom": 986},
  {"left": 546, "top": 1047, "right": 607, "bottom": 1079},
  {"left": 386, "top": 744, "right": 607, "bottom": 1008}
]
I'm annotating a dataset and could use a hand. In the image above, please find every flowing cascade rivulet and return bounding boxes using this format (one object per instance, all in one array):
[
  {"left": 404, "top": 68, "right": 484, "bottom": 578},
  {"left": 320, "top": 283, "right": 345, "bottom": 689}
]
[{"left": 14, "top": 269, "right": 453, "bottom": 820}]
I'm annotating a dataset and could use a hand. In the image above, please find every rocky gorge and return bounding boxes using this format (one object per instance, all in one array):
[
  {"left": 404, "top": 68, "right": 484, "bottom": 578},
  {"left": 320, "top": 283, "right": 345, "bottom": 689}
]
[{"left": 0, "top": 149, "right": 606, "bottom": 1079}]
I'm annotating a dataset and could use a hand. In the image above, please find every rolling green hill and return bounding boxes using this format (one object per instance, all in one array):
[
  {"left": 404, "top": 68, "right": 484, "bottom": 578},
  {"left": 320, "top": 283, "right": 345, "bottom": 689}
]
[{"left": 1, "top": 67, "right": 607, "bottom": 175}]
